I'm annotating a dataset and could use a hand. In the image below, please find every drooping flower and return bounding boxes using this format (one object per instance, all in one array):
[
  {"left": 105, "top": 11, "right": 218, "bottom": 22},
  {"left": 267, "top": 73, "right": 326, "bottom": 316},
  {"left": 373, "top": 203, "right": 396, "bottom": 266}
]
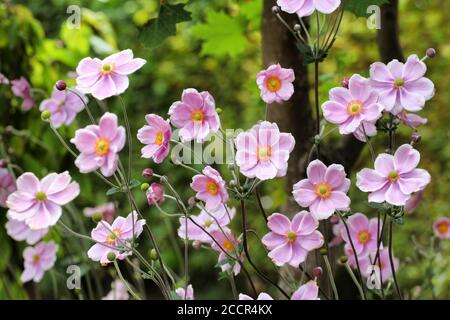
[
  {"left": 175, "top": 284, "right": 194, "bottom": 300},
  {"left": 83, "top": 202, "right": 116, "bottom": 224},
  {"left": 277, "top": 0, "right": 341, "bottom": 17},
  {"left": 146, "top": 182, "right": 165, "bottom": 206},
  {"left": 39, "top": 87, "right": 87, "bottom": 128},
  {"left": 340, "top": 213, "right": 380, "bottom": 258},
  {"left": 235, "top": 121, "right": 295, "bottom": 180},
  {"left": 11, "top": 77, "right": 35, "bottom": 111},
  {"left": 397, "top": 112, "right": 428, "bottom": 128},
  {"left": 87, "top": 211, "right": 145, "bottom": 265},
  {"left": 262, "top": 212, "right": 324, "bottom": 267},
  {"left": 370, "top": 54, "right": 435, "bottom": 115},
  {"left": 0, "top": 168, "right": 16, "bottom": 208},
  {"left": 71, "top": 112, "right": 126, "bottom": 177},
  {"left": 322, "top": 74, "right": 383, "bottom": 135},
  {"left": 239, "top": 292, "right": 273, "bottom": 300},
  {"left": 7, "top": 172, "right": 80, "bottom": 229},
  {"left": 102, "top": 279, "right": 130, "bottom": 300},
  {"left": 191, "top": 166, "right": 229, "bottom": 210},
  {"left": 256, "top": 64, "right": 295, "bottom": 104},
  {"left": 168, "top": 88, "right": 220, "bottom": 143},
  {"left": 5, "top": 214, "right": 48, "bottom": 245},
  {"left": 360, "top": 248, "right": 399, "bottom": 283},
  {"left": 178, "top": 205, "right": 236, "bottom": 244},
  {"left": 292, "top": 160, "right": 351, "bottom": 220},
  {"left": 137, "top": 114, "right": 172, "bottom": 163},
  {"left": 76, "top": 49, "right": 146, "bottom": 100},
  {"left": 211, "top": 229, "right": 243, "bottom": 275},
  {"left": 291, "top": 280, "right": 320, "bottom": 300},
  {"left": 404, "top": 189, "right": 424, "bottom": 214},
  {"left": 21, "top": 241, "right": 58, "bottom": 283},
  {"left": 356, "top": 144, "right": 431, "bottom": 206},
  {"left": 433, "top": 217, "right": 450, "bottom": 240}
]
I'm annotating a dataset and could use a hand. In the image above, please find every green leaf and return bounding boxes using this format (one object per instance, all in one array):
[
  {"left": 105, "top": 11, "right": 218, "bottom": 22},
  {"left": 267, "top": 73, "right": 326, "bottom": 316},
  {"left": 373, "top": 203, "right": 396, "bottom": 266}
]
[
  {"left": 191, "top": 11, "right": 247, "bottom": 58},
  {"left": 344, "top": 0, "right": 388, "bottom": 17},
  {"left": 139, "top": 4, "right": 191, "bottom": 49},
  {"left": 106, "top": 186, "right": 122, "bottom": 196},
  {"left": 129, "top": 179, "right": 141, "bottom": 190}
]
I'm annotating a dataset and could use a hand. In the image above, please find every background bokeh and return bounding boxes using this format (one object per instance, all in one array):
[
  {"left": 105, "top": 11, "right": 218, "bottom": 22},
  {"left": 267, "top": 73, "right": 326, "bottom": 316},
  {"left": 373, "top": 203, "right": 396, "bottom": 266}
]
[{"left": 0, "top": 0, "right": 448, "bottom": 299}]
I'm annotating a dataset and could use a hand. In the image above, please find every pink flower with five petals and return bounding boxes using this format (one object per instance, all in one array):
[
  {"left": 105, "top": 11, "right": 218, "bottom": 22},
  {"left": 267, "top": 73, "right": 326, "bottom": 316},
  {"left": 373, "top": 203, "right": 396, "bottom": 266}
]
[
  {"left": 191, "top": 166, "right": 229, "bottom": 210},
  {"left": 433, "top": 217, "right": 450, "bottom": 240},
  {"left": 277, "top": 0, "right": 341, "bottom": 17},
  {"left": 291, "top": 280, "right": 320, "bottom": 300},
  {"left": 256, "top": 64, "right": 295, "bottom": 104},
  {"left": 21, "top": 241, "right": 58, "bottom": 283},
  {"left": 340, "top": 213, "right": 380, "bottom": 258},
  {"left": 137, "top": 114, "right": 172, "bottom": 163},
  {"left": 11, "top": 77, "right": 35, "bottom": 111}
]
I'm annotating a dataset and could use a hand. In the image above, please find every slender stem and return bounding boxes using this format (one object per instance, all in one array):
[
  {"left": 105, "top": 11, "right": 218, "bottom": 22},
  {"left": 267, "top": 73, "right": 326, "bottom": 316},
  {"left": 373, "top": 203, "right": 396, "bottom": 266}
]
[
  {"left": 362, "top": 123, "right": 376, "bottom": 162},
  {"left": 374, "top": 211, "right": 385, "bottom": 298},
  {"left": 118, "top": 96, "right": 132, "bottom": 182},
  {"left": 113, "top": 261, "right": 142, "bottom": 300},
  {"left": 67, "top": 88, "right": 95, "bottom": 124},
  {"left": 254, "top": 187, "right": 268, "bottom": 222},
  {"left": 388, "top": 220, "right": 402, "bottom": 299},
  {"left": 314, "top": 60, "right": 321, "bottom": 159},
  {"left": 344, "top": 263, "right": 365, "bottom": 300},
  {"left": 323, "top": 255, "right": 339, "bottom": 300}
]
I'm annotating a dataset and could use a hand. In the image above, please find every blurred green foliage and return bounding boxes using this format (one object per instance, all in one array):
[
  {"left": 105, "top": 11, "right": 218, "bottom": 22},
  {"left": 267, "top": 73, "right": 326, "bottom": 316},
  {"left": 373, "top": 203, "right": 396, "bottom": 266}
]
[{"left": 0, "top": 0, "right": 448, "bottom": 300}]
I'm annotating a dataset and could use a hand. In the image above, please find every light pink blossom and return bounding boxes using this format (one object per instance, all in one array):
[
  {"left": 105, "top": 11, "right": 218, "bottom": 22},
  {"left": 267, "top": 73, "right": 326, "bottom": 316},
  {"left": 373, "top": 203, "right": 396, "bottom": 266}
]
[
  {"left": 360, "top": 248, "right": 399, "bottom": 283},
  {"left": 7, "top": 172, "right": 79, "bottom": 229},
  {"left": 87, "top": 211, "right": 145, "bottom": 265},
  {"left": 433, "top": 217, "right": 450, "bottom": 240},
  {"left": 11, "top": 77, "right": 35, "bottom": 111},
  {"left": 146, "top": 182, "right": 165, "bottom": 206},
  {"left": 0, "top": 168, "right": 16, "bottom": 208},
  {"left": 370, "top": 54, "right": 435, "bottom": 115},
  {"left": 191, "top": 166, "right": 229, "bottom": 210},
  {"left": 6, "top": 214, "right": 48, "bottom": 245},
  {"left": 291, "top": 280, "right": 320, "bottom": 300},
  {"left": 178, "top": 205, "right": 235, "bottom": 244},
  {"left": 322, "top": 74, "right": 383, "bottom": 135},
  {"left": 356, "top": 144, "right": 431, "bottom": 206},
  {"left": 102, "top": 279, "right": 129, "bottom": 300},
  {"left": 239, "top": 292, "right": 273, "bottom": 300},
  {"left": 256, "top": 64, "right": 295, "bottom": 104},
  {"left": 262, "top": 212, "right": 324, "bottom": 267},
  {"left": 175, "top": 284, "right": 194, "bottom": 300},
  {"left": 340, "top": 213, "right": 380, "bottom": 258},
  {"left": 235, "top": 121, "right": 295, "bottom": 180},
  {"left": 293, "top": 160, "right": 351, "bottom": 220},
  {"left": 137, "top": 114, "right": 172, "bottom": 163},
  {"left": 76, "top": 49, "right": 146, "bottom": 100},
  {"left": 83, "top": 202, "right": 116, "bottom": 224},
  {"left": 168, "top": 88, "right": 220, "bottom": 143},
  {"left": 397, "top": 112, "right": 427, "bottom": 128},
  {"left": 404, "top": 190, "right": 424, "bottom": 214},
  {"left": 352, "top": 120, "right": 378, "bottom": 142},
  {"left": 211, "top": 229, "right": 243, "bottom": 275},
  {"left": 71, "top": 112, "right": 126, "bottom": 177},
  {"left": 39, "top": 87, "right": 87, "bottom": 128},
  {"left": 277, "top": 0, "right": 341, "bottom": 17},
  {"left": 21, "top": 241, "right": 58, "bottom": 283},
  {"left": 0, "top": 73, "right": 9, "bottom": 84},
  {"left": 329, "top": 217, "right": 344, "bottom": 247}
]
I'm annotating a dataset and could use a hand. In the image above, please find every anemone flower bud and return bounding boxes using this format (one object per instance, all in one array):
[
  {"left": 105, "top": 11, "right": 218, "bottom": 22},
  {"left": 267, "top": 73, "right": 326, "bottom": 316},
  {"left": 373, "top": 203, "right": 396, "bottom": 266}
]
[
  {"left": 41, "top": 110, "right": 52, "bottom": 121},
  {"left": 0, "top": 159, "right": 8, "bottom": 168},
  {"left": 426, "top": 48, "right": 436, "bottom": 58},
  {"left": 150, "top": 249, "right": 158, "bottom": 261},
  {"left": 142, "top": 168, "right": 154, "bottom": 179},
  {"left": 293, "top": 24, "right": 301, "bottom": 32},
  {"left": 272, "top": 6, "right": 280, "bottom": 14},
  {"left": 55, "top": 80, "right": 67, "bottom": 91},
  {"left": 339, "top": 255, "right": 348, "bottom": 264},
  {"left": 91, "top": 212, "right": 103, "bottom": 223},
  {"left": 313, "top": 266, "right": 323, "bottom": 278},
  {"left": 146, "top": 183, "right": 165, "bottom": 206},
  {"left": 341, "top": 76, "right": 350, "bottom": 89},
  {"left": 411, "top": 131, "right": 421, "bottom": 144},
  {"left": 107, "top": 252, "right": 116, "bottom": 262},
  {"left": 140, "top": 183, "right": 150, "bottom": 192}
]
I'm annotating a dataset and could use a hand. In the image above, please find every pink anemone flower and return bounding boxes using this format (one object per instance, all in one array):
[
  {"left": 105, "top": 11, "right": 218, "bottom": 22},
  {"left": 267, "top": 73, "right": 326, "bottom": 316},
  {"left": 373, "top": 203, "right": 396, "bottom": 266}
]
[
  {"left": 39, "top": 87, "right": 87, "bottom": 128},
  {"left": 256, "top": 64, "right": 295, "bottom": 104},
  {"left": 235, "top": 121, "right": 295, "bottom": 181},
  {"left": 322, "top": 74, "right": 383, "bottom": 135},
  {"left": 76, "top": 49, "right": 146, "bottom": 100},
  {"left": 87, "top": 211, "right": 145, "bottom": 265},
  {"left": 277, "top": 0, "right": 341, "bottom": 17},
  {"left": 6, "top": 214, "right": 48, "bottom": 245},
  {"left": 291, "top": 280, "right": 320, "bottom": 300},
  {"left": 21, "top": 241, "right": 58, "bottom": 283},
  {"left": 146, "top": 183, "right": 165, "bottom": 206},
  {"left": 370, "top": 54, "right": 435, "bottom": 115},
  {"left": 191, "top": 166, "right": 229, "bottom": 210},
  {"left": 360, "top": 248, "right": 399, "bottom": 283},
  {"left": 6, "top": 172, "right": 79, "bottom": 230},
  {"left": 292, "top": 160, "right": 351, "bottom": 220},
  {"left": 83, "top": 202, "right": 116, "bottom": 224},
  {"left": 71, "top": 112, "right": 126, "bottom": 177},
  {"left": 11, "top": 77, "right": 35, "bottom": 111},
  {"left": 239, "top": 292, "right": 273, "bottom": 300},
  {"left": 168, "top": 88, "right": 220, "bottom": 143},
  {"left": 175, "top": 284, "right": 194, "bottom": 300},
  {"left": 0, "top": 168, "right": 16, "bottom": 208},
  {"left": 137, "top": 114, "right": 172, "bottom": 163},
  {"left": 397, "top": 112, "right": 427, "bottom": 128},
  {"left": 211, "top": 229, "right": 243, "bottom": 276},
  {"left": 262, "top": 212, "right": 324, "bottom": 267},
  {"left": 356, "top": 144, "right": 431, "bottom": 206},
  {"left": 433, "top": 217, "right": 450, "bottom": 240},
  {"left": 340, "top": 213, "right": 380, "bottom": 258},
  {"left": 102, "top": 279, "right": 129, "bottom": 300}
]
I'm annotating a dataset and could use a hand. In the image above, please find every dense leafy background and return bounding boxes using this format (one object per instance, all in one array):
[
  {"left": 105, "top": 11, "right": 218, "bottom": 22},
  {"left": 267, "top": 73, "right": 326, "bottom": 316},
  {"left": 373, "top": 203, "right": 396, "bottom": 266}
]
[{"left": 0, "top": 0, "right": 449, "bottom": 299}]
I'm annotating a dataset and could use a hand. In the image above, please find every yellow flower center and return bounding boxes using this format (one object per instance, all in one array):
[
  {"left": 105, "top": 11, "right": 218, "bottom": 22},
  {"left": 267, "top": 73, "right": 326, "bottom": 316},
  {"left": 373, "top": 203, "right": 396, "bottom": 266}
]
[
  {"left": 315, "top": 182, "right": 332, "bottom": 199},
  {"left": 257, "top": 146, "right": 272, "bottom": 161},
  {"left": 286, "top": 231, "right": 297, "bottom": 243},
  {"left": 204, "top": 220, "right": 213, "bottom": 228},
  {"left": 106, "top": 228, "right": 121, "bottom": 245},
  {"left": 95, "top": 137, "right": 110, "bottom": 156},
  {"left": 101, "top": 63, "right": 113, "bottom": 74},
  {"left": 191, "top": 110, "right": 204, "bottom": 123},
  {"left": 266, "top": 76, "right": 282, "bottom": 92},
  {"left": 223, "top": 239, "right": 235, "bottom": 252},
  {"left": 206, "top": 180, "right": 219, "bottom": 195},
  {"left": 154, "top": 131, "right": 164, "bottom": 145},
  {"left": 347, "top": 100, "right": 364, "bottom": 116},
  {"left": 33, "top": 254, "right": 40, "bottom": 264},
  {"left": 35, "top": 191, "right": 47, "bottom": 202},
  {"left": 437, "top": 222, "right": 449, "bottom": 235},
  {"left": 394, "top": 78, "right": 404, "bottom": 89},
  {"left": 357, "top": 231, "right": 370, "bottom": 244},
  {"left": 388, "top": 170, "right": 399, "bottom": 183}
]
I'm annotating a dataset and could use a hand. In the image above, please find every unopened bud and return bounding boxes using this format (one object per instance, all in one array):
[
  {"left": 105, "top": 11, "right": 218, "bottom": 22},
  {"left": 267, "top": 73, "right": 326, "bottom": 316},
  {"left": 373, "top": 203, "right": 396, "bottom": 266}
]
[
  {"left": 271, "top": 6, "right": 280, "bottom": 14},
  {"left": 426, "top": 48, "right": 436, "bottom": 58},
  {"left": 150, "top": 249, "right": 158, "bottom": 261},
  {"left": 0, "top": 159, "right": 8, "bottom": 168},
  {"left": 312, "top": 266, "right": 323, "bottom": 278},
  {"left": 55, "top": 80, "right": 67, "bottom": 91},
  {"left": 188, "top": 197, "right": 198, "bottom": 208},
  {"left": 293, "top": 24, "right": 301, "bottom": 32},
  {"left": 411, "top": 131, "right": 421, "bottom": 144},
  {"left": 141, "top": 183, "right": 150, "bottom": 192},
  {"left": 193, "top": 240, "right": 202, "bottom": 249},
  {"left": 319, "top": 248, "right": 328, "bottom": 256},
  {"left": 216, "top": 107, "right": 222, "bottom": 114},
  {"left": 107, "top": 252, "right": 116, "bottom": 262},
  {"left": 41, "top": 110, "right": 52, "bottom": 121},
  {"left": 330, "top": 215, "right": 339, "bottom": 224},
  {"left": 339, "top": 255, "right": 348, "bottom": 264},
  {"left": 142, "top": 168, "right": 154, "bottom": 179},
  {"left": 341, "top": 76, "right": 350, "bottom": 89},
  {"left": 92, "top": 212, "right": 103, "bottom": 223}
]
